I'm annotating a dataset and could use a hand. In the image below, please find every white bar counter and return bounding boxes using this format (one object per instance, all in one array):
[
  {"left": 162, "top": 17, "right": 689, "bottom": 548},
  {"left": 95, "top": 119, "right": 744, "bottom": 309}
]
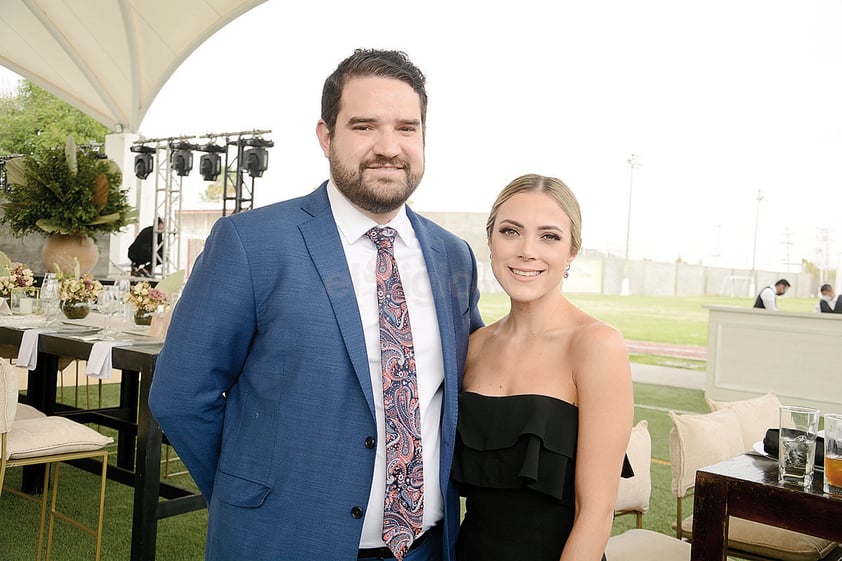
[{"left": 706, "top": 305, "right": 842, "bottom": 414}]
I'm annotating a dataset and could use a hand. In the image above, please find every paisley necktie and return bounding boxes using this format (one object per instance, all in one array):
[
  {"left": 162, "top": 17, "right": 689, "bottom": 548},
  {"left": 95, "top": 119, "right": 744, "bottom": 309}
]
[{"left": 366, "top": 226, "right": 424, "bottom": 561}]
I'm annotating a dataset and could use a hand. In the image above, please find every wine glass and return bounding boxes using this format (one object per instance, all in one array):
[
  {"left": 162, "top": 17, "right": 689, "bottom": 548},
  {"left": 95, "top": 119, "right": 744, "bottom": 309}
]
[
  {"left": 116, "top": 274, "right": 131, "bottom": 320},
  {"left": 97, "top": 286, "right": 123, "bottom": 339},
  {"left": 40, "top": 277, "right": 61, "bottom": 326}
]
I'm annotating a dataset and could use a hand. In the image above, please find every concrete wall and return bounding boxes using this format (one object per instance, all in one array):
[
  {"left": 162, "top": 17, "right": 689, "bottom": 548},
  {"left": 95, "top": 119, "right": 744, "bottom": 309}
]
[
  {"left": 0, "top": 223, "right": 112, "bottom": 277},
  {"left": 1, "top": 208, "right": 816, "bottom": 297}
]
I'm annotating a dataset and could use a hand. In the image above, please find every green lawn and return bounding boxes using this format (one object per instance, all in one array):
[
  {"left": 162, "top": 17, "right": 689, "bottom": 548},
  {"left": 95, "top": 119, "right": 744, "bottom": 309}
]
[{"left": 4, "top": 294, "right": 806, "bottom": 559}]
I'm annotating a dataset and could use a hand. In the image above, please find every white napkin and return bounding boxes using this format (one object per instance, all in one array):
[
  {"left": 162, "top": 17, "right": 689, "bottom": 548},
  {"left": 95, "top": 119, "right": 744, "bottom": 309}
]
[
  {"left": 85, "top": 341, "right": 131, "bottom": 380},
  {"left": 16, "top": 328, "right": 50, "bottom": 370},
  {"left": 0, "top": 298, "right": 10, "bottom": 316}
]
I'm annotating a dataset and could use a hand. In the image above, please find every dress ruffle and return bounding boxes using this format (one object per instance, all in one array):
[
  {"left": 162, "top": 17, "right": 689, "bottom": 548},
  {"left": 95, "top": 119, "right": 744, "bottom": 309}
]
[{"left": 453, "top": 392, "right": 633, "bottom": 504}]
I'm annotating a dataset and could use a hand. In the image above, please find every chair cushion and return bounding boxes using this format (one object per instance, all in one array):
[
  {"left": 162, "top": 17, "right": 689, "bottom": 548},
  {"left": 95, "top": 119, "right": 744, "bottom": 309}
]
[
  {"left": 681, "top": 515, "right": 838, "bottom": 561},
  {"left": 707, "top": 392, "right": 782, "bottom": 450},
  {"left": 668, "top": 408, "right": 745, "bottom": 497},
  {"left": 605, "top": 529, "right": 691, "bottom": 561},
  {"left": 5, "top": 416, "right": 113, "bottom": 460},
  {"left": 615, "top": 420, "right": 651, "bottom": 514},
  {"left": 15, "top": 403, "right": 47, "bottom": 421}
]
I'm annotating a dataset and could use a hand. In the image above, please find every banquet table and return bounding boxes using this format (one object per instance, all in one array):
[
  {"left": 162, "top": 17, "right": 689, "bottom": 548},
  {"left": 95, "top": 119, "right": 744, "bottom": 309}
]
[
  {"left": 0, "top": 315, "right": 206, "bottom": 561},
  {"left": 691, "top": 453, "right": 842, "bottom": 561}
]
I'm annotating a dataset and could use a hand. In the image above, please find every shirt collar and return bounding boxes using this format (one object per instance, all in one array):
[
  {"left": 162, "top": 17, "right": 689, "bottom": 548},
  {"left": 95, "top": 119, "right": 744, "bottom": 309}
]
[{"left": 327, "top": 180, "right": 412, "bottom": 245}]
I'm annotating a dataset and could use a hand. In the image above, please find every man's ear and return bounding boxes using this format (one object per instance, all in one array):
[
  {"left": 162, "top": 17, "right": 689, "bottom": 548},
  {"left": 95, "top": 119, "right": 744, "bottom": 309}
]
[{"left": 316, "top": 120, "right": 331, "bottom": 158}]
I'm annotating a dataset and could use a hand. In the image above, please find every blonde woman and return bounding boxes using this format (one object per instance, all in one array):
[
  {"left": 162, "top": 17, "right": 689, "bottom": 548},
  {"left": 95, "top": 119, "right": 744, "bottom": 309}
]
[{"left": 453, "top": 174, "right": 634, "bottom": 561}]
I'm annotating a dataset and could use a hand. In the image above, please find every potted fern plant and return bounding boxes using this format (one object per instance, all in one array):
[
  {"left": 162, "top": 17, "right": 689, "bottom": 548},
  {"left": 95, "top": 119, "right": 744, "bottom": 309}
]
[{"left": 1, "top": 135, "right": 138, "bottom": 273}]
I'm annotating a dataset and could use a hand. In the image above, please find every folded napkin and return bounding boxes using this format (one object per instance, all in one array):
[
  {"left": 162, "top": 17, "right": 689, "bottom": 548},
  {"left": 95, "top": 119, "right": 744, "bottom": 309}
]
[
  {"left": 16, "top": 328, "right": 51, "bottom": 370},
  {"left": 0, "top": 298, "right": 10, "bottom": 316},
  {"left": 85, "top": 341, "right": 131, "bottom": 380}
]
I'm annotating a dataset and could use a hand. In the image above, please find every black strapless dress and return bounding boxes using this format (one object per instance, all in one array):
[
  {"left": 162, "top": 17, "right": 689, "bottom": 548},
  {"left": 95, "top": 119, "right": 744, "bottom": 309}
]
[{"left": 452, "top": 392, "right": 632, "bottom": 561}]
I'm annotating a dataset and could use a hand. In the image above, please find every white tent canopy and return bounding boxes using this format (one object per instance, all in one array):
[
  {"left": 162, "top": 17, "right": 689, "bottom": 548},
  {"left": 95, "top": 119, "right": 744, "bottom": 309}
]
[{"left": 0, "top": 0, "right": 266, "bottom": 133}]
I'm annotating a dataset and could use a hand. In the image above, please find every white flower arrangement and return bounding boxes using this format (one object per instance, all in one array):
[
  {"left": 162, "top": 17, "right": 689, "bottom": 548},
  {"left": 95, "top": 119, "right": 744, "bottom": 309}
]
[
  {"left": 126, "top": 281, "right": 168, "bottom": 313},
  {"left": 0, "top": 261, "right": 35, "bottom": 297}
]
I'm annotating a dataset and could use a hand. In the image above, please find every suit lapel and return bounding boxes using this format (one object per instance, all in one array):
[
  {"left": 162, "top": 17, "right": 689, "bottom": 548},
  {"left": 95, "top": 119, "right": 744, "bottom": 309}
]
[
  {"left": 408, "top": 210, "right": 459, "bottom": 448},
  {"left": 298, "top": 186, "right": 376, "bottom": 416}
]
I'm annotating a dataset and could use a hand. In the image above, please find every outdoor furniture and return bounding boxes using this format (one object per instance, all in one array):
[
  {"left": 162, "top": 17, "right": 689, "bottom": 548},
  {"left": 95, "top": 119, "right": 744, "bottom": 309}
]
[
  {"left": 0, "top": 323, "right": 205, "bottom": 561},
  {"left": 669, "top": 407, "right": 840, "bottom": 561},
  {"left": 1, "top": 357, "right": 112, "bottom": 561},
  {"left": 692, "top": 454, "right": 842, "bottom": 561},
  {"left": 607, "top": 420, "right": 691, "bottom": 561}
]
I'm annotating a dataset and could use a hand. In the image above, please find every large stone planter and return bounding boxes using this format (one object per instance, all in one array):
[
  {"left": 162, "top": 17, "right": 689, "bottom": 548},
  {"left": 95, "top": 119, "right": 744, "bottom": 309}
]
[{"left": 42, "top": 233, "right": 99, "bottom": 274}]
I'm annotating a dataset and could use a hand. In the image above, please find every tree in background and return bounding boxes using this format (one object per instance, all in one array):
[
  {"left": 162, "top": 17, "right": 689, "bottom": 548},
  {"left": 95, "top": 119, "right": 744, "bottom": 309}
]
[
  {"left": 200, "top": 177, "right": 225, "bottom": 203},
  {"left": 0, "top": 80, "right": 109, "bottom": 155}
]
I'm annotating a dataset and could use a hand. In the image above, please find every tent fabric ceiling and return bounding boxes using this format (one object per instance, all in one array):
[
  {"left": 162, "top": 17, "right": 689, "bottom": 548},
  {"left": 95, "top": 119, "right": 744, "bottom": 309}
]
[{"left": 0, "top": 0, "right": 266, "bottom": 133}]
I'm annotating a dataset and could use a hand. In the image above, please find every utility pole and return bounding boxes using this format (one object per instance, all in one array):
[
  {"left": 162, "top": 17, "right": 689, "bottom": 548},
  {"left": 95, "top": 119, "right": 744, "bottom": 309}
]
[
  {"left": 750, "top": 190, "right": 765, "bottom": 293},
  {"left": 623, "top": 154, "right": 640, "bottom": 295}
]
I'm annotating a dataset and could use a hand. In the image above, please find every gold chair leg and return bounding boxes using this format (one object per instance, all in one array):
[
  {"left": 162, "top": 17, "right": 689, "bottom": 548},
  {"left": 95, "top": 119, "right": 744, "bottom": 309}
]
[
  {"left": 44, "top": 462, "right": 62, "bottom": 561},
  {"left": 94, "top": 454, "right": 107, "bottom": 561},
  {"left": 36, "top": 463, "right": 52, "bottom": 561}
]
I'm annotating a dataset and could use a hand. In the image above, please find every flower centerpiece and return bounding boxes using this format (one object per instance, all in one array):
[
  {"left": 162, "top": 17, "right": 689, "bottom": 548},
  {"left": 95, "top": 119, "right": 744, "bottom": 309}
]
[
  {"left": 56, "top": 261, "right": 103, "bottom": 319},
  {"left": 0, "top": 135, "right": 138, "bottom": 273},
  {"left": 125, "top": 281, "right": 168, "bottom": 325},
  {"left": 0, "top": 261, "right": 35, "bottom": 299}
]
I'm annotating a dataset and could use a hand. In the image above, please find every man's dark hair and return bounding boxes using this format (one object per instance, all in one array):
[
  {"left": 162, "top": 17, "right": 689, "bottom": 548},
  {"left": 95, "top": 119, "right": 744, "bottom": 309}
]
[
  {"left": 821, "top": 283, "right": 833, "bottom": 292},
  {"left": 776, "top": 279, "right": 791, "bottom": 287},
  {"left": 320, "top": 49, "right": 427, "bottom": 137}
]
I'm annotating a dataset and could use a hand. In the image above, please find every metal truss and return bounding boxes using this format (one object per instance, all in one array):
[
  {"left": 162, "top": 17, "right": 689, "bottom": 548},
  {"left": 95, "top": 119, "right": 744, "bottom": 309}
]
[{"left": 130, "top": 129, "right": 272, "bottom": 276}]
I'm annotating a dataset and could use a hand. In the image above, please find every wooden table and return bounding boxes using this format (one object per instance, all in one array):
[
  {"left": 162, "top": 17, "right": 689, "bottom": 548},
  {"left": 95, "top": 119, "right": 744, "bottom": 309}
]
[
  {"left": 691, "top": 453, "right": 842, "bottom": 561},
  {"left": 1, "top": 323, "right": 206, "bottom": 561}
]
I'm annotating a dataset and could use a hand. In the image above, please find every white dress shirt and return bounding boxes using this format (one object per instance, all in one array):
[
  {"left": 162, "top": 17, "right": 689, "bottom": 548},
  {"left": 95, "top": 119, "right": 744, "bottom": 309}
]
[{"left": 327, "top": 182, "right": 445, "bottom": 548}]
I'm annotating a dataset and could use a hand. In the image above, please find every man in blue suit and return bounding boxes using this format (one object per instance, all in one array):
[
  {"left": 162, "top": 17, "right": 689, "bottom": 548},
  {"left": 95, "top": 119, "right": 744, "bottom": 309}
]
[{"left": 149, "top": 49, "right": 483, "bottom": 561}]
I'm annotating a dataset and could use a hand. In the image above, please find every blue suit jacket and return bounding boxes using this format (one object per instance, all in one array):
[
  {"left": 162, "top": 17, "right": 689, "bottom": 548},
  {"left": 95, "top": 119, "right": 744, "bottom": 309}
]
[{"left": 149, "top": 183, "right": 483, "bottom": 561}]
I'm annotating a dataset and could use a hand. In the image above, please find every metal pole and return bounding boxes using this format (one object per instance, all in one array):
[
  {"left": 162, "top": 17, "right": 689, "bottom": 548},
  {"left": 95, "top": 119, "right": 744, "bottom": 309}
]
[
  {"left": 623, "top": 154, "right": 640, "bottom": 294},
  {"left": 751, "top": 190, "right": 764, "bottom": 290}
]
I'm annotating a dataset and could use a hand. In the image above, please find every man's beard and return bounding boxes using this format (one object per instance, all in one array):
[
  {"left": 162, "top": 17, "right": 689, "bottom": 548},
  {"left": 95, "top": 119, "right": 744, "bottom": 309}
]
[{"left": 330, "top": 153, "right": 423, "bottom": 216}]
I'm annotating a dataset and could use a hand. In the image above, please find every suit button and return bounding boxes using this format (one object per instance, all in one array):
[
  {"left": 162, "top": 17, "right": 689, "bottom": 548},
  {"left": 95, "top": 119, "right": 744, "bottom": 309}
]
[
  {"left": 351, "top": 506, "right": 364, "bottom": 519},
  {"left": 364, "top": 436, "right": 376, "bottom": 449}
]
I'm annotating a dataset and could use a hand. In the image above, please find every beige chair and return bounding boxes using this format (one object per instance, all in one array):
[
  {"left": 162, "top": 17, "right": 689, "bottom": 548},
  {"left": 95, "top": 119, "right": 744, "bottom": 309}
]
[
  {"left": 0, "top": 358, "right": 113, "bottom": 561},
  {"left": 154, "top": 269, "right": 185, "bottom": 296},
  {"left": 0, "top": 249, "right": 12, "bottom": 275},
  {"left": 606, "top": 420, "right": 691, "bottom": 561},
  {"left": 669, "top": 406, "right": 842, "bottom": 561}
]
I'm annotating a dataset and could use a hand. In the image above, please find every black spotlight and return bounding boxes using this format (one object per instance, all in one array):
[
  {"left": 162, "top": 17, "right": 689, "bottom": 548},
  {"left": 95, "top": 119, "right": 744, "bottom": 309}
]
[
  {"left": 170, "top": 142, "right": 194, "bottom": 177},
  {"left": 243, "top": 137, "right": 274, "bottom": 178},
  {"left": 130, "top": 145, "right": 155, "bottom": 179},
  {"left": 198, "top": 143, "right": 225, "bottom": 181},
  {"left": 243, "top": 148, "right": 268, "bottom": 178}
]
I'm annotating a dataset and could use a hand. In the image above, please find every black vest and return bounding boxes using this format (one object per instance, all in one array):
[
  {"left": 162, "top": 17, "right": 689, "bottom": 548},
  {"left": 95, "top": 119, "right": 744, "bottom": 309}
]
[
  {"left": 819, "top": 297, "right": 842, "bottom": 313},
  {"left": 753, "top": 287, "right": 773, "bottom": 309}
]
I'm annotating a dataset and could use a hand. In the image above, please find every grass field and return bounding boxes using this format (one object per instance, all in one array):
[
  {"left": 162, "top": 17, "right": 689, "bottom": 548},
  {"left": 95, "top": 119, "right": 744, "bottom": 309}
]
[{"left": 1, "top": 293, "right": 816, "bottom": 559}]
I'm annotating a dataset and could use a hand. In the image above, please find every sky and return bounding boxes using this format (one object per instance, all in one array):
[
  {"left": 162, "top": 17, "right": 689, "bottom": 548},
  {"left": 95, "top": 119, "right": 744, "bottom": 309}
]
[{"left": 2, "top": 0, "right": 841, "bottom": 273}]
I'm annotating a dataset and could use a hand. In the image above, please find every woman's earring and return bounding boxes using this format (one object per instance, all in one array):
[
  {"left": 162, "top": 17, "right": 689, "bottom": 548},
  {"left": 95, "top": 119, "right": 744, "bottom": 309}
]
[{"left": 564, "top": 264, "right": 571, "bottom": 279}]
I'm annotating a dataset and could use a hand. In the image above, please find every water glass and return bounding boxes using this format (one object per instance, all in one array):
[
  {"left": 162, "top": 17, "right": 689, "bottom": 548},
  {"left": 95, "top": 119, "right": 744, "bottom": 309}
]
[
  {"left": 778, "top": 405, "right": 820, "bottom": 487},
  {"left": 40, "top": 278, "right": 61, "bottom": 325},
  {"left": 97, "top": 285, "right": 123, "bottom": 338},
  {"left": 824, "top": 414, "right": 842, "bottom": 495}
]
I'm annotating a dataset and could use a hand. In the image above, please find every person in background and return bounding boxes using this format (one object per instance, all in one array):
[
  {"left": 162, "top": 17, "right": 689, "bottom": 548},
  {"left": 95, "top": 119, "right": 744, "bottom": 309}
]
[
  {"left": 814, "top": 283, "right": 842, "bottom": 313},
  {"left": 148, "top": 49, "right": 483, "bottom": 561},
  {"left": 128, "top": 217, "right": 163, "bottom": 277},
  {"left": 753, "top": 278, "right": 790, "bottom": 310},
  {"left": 452, "top": 174, "right": 633, "bottom": 561}
]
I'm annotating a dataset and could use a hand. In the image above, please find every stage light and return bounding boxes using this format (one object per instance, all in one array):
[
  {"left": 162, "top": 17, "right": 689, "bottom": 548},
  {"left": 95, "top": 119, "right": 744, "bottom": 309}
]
[
  {"left": 130, "top": 145, "right": 155, "bottom": 179},
  {"left": 243, "top": 148, "right": 268, "bottom": 178},
  {"left": 243, "top": 137, "right": 273, "bottom": 178},
  {"left": 199, "top": 153, "right": 221, "bottom": 181},
  {"left": 170, "top": 143, "right": 194, "bottom": 177},
  {"left": 198, "top": 143, "right": 225, "bottom": 181}
]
